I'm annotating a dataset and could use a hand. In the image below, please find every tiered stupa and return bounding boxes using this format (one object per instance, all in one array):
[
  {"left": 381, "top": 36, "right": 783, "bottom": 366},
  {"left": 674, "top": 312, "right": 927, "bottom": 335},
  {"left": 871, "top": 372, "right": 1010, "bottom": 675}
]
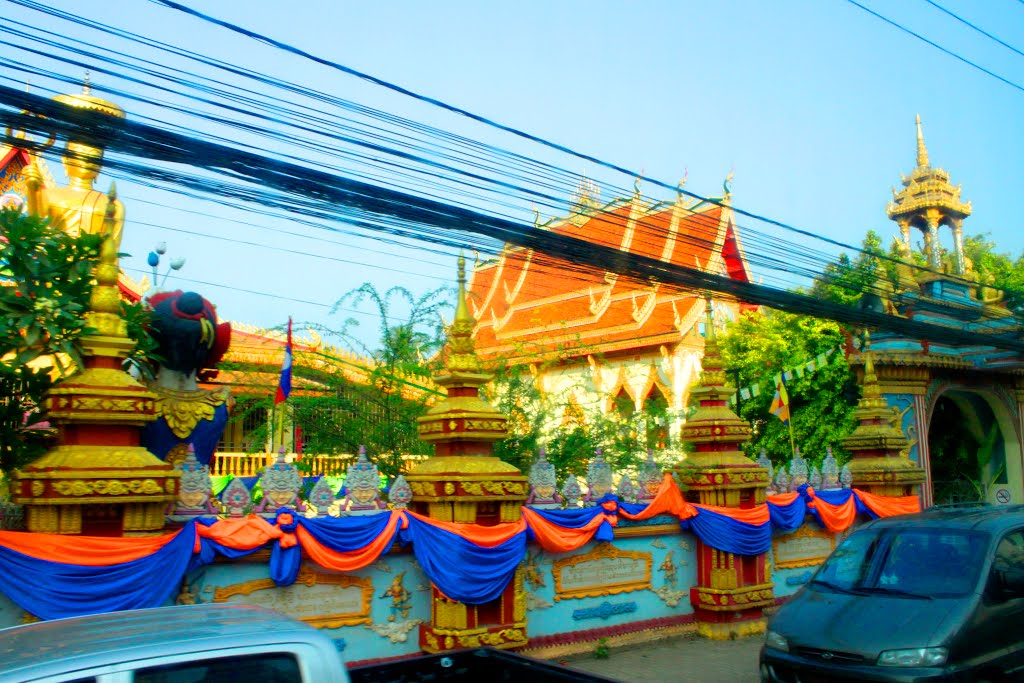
[
  {"left": 10, "top": 84, "right": 177, "bottom": 535},
  {"left": 674, "top": 298, "right": 772, "bottom": 639},
  {"left": 407, "top": 256, "right": 528, "bottom": 652},
  {"left": 842, "top": 336, "right": 925, "bottom": 497}
]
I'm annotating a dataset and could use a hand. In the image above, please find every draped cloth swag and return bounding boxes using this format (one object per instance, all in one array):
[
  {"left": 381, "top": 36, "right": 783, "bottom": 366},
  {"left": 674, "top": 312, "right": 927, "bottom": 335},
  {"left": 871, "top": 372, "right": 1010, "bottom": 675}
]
[{"left": 0, "top": 476, "right": 920, "bottom": 620}]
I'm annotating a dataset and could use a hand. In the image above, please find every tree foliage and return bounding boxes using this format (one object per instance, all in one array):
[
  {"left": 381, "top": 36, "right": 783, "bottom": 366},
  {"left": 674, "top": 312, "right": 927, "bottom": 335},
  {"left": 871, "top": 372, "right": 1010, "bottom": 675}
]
[
  {"left": 0, "top": 209, "right": 100, "bottom": 472},
  {"left": 717, "top": 308, "right": 858, "bottom": 470},
  {"left": 249, "top": 283, "right": 452, "bottom": 479},
  {"left": 0, "top": 209, "right": 158, "bottom": 473},
  {"left": 486, "top": 350, "right": 680, "bottom": 485}
]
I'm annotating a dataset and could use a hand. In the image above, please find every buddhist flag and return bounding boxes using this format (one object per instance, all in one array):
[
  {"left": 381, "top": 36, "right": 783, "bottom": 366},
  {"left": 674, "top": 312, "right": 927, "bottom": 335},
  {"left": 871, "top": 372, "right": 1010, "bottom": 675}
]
[
  {"left": 769, "top": 375, "right": 790, "bottom": 424},
  {"left": 275, "top": 317, "right": 293, "bottom": 405}
]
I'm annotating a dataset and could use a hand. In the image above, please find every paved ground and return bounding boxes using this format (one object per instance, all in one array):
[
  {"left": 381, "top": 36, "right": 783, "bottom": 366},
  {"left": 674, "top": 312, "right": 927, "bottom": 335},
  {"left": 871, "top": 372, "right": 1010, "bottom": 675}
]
[{"left": 559, "top": 633, "right": 762, "bottom": 683}]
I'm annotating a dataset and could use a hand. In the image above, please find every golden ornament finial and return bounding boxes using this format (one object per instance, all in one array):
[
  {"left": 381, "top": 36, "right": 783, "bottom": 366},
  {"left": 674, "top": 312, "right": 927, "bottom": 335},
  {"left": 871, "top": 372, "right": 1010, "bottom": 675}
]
[
  {"left": 83, "top": 70, "right": 91, "bottom": 95},
  {"left": 915, "top": 114, "right": 929, "bottom": 168}
]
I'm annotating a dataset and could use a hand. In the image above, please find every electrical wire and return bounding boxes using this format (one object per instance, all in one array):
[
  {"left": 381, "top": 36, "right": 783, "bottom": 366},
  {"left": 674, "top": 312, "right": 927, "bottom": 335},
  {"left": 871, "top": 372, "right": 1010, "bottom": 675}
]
[
  {"left": 846, "top": 0, "right": 1024, "bottom": 94},
  {"left": 921, "top": 0, "right": 1024, "bottom": 60}
]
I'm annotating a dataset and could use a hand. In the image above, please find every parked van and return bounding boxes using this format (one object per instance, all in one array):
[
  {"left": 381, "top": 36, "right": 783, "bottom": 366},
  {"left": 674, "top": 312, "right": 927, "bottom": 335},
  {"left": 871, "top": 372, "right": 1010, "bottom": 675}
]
[
  {"left": 0, "top": 604, "right": 613, "bottom": 683},
  {"left": 760, "top": 504, "right": 1024, "bottom": 682}
]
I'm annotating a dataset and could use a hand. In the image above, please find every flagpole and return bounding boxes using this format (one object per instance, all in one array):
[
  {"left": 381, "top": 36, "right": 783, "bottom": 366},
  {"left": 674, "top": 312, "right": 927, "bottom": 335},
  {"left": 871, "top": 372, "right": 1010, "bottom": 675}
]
[{"left": 787, "top": 416, "right": 797, "bottom": 459}]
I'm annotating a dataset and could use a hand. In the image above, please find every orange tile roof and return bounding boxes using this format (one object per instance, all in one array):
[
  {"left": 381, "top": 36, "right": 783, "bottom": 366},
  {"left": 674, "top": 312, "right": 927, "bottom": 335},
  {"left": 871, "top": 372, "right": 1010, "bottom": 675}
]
[{"left": 469, "top": 197, "right": 750, "bottom": 361}]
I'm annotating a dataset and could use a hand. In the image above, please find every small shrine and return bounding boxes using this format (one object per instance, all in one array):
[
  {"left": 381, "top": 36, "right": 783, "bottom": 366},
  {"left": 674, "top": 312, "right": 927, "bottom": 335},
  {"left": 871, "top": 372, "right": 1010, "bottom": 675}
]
[
  {"left": 582, "top": 450, "right": 613, "bottom": 506},
  {"left": 525, "top": 449, "right": 562, "bottom": 509},
  {"left": 842, "top": 339, "right": 925, "bottom": 497},
  {"left": 338, "top": 446, "right": 387, "bottom": 515},
  {"left": 406, "top": 255, "right": 528, "bottom": 652}
]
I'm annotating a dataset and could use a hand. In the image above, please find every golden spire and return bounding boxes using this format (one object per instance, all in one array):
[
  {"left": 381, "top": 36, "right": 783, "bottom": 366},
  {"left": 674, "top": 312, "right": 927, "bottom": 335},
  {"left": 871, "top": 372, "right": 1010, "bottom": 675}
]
[
  {"left": 440, "top": 254, "right": 482, "bottom": 377},
  {"left": 915, "top": 114, "right": 929, "bottom": 168},
  {"left": 704, "top": 296, "right": 716, "bottom": 342},
  {"left": 453, "top": 253, "right": 474, "bottom": 326}
]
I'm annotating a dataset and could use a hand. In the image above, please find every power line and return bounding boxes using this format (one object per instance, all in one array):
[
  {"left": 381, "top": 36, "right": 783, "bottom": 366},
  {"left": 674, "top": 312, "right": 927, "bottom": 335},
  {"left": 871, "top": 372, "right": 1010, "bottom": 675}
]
[
  {"left": 0, "top": 3, "right": 970, "bottom": 300},
  {"left": 923, "top": 0, "right": 1024, "bottom": 59},
  {"left": 847, "top": 0, "right": 1024, "bottom": 94},
  {"left": 6, "top": 92, "right": 1022, "bottom": 353}
]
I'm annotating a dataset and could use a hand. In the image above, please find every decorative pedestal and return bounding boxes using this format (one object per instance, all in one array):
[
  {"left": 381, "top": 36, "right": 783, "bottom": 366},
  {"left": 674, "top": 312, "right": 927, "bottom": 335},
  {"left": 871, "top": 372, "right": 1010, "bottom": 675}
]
[
  {"left": 843, "top": 346, "right": 925, "bottom": 497},
  {"left": 12, "top": 186, "right": 176, "bottom": 534},
  {"left": 410, "top": 256, "right": 528, "bottom": 652},
  {"left": 674, "top": 300, "right": 771, "bottom": 639}
]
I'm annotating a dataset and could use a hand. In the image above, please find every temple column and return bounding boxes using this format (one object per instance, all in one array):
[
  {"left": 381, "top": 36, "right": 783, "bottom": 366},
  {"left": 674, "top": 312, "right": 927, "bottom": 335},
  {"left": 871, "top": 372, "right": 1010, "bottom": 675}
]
[
  {"left": 673, "top": 300, "right": 771, "bottom": 640},
  {"left": 951, "top": 218, "right": 966, "bottom": 275},
  {"left": 407, "top": 256, "right": 529, "bottom": 653},
  {"left": 898, "top": 220, "right": 911, "bottom": 253},
  {"left": 926, "top": 211, "right": 942, "bottom": 270}
]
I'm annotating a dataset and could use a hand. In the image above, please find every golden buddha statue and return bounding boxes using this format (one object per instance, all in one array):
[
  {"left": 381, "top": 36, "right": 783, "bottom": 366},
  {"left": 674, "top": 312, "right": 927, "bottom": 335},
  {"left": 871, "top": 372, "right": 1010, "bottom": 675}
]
[{"left": 23, "top": 80, "right": 126, "bottom": 250}]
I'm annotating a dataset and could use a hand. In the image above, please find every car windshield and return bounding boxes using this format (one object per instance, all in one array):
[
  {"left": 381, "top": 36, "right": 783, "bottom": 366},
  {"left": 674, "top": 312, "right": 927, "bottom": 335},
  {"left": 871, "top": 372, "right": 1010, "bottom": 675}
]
[{"left": 811, "top": 527, "right": 988, "bottom": 598}]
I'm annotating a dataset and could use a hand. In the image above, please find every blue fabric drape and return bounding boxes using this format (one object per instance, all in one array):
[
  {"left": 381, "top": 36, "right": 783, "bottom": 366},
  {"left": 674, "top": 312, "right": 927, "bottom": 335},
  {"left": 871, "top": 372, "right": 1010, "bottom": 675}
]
[
  {"left": 400, "top": 516, "right": 526, "bottom": 604},
  {"left": 525, "top": 505, "right": 606, "bottom": 528},
  {"left": 297, "top": 511, "right": 399, "bottom": 551},
  {"left": 767, "top": 497, "right": 807, "bottom": 533},
  {"left": 0, "top": 524, "right": 198, "bottom": 620},
  {"left": 270, "top": 511, "right": 302, "bottom": 586},
  {"left": 683, "top": 507, "right": 771, "bottom": 556}
]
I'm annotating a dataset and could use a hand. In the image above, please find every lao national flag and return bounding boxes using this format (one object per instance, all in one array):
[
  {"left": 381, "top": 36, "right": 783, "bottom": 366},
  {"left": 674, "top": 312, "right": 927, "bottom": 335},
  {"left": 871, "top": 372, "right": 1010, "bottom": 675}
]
[{"left": 275, "top": 317, "right": 293, "bottom": 405}]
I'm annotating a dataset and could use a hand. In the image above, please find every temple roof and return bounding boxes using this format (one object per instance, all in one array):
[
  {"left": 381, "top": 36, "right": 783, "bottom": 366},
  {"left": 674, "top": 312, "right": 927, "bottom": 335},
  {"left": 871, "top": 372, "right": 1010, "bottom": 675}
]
[
  {"left": 886, "top": 115, "right": 971, "bottom": 226},
  {"left": 469, "top": 192, "right": 752, "bottom": 362}
]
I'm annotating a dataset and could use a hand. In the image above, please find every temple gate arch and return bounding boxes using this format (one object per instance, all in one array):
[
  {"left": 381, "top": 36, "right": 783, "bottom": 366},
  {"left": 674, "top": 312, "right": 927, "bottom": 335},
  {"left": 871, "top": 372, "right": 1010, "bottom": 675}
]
[{"left": 920, "top": 383, "right": 1022, "bottom": 505}]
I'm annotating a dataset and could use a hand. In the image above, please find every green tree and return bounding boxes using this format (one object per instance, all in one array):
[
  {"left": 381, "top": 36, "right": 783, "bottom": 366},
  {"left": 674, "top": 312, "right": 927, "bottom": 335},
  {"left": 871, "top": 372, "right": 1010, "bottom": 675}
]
[
  {"left": 237, "top": 283, "right": 452, "bottom": 479},
  {"left": 486, "top": 348, "right": 679, "bottom": 485},
  {"left": 810, "top": 230, "right": 884, "bottom": 306},
  {"left": 0, "top": 208, "right": 100, "bottom": 472},
  {"left": 717, "top": 308, "right": 857, "bottom": 470}
]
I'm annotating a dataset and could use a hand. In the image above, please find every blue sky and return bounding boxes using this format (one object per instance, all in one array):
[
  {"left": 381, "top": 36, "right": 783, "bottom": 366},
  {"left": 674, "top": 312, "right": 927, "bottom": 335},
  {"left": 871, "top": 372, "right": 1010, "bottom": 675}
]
[{"left": 3, "top": 0, "right": 1023, "bottom": 349}]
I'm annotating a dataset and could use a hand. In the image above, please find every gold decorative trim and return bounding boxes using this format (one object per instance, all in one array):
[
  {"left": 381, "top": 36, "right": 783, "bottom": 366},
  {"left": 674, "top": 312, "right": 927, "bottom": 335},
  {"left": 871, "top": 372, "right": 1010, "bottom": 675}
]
[
  {"left": 213, "top": 567, "right": 372, "bottom": 628},
  {"left": 552, "top": 542, "right": 652, "bottom": 601},
  {"left": 614, "top": 523, "right": 681, "bottom": 538},
  {"left": 772, "top": 524, "right": 836, "bottom": 569}
]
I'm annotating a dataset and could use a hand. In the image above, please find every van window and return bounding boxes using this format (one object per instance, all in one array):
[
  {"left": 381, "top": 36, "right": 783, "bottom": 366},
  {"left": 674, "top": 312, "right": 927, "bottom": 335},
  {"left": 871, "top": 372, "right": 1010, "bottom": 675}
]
[
  {"left": 813, "top": 528, "right": 987, "bottom": 598},
  {"left": 994, "top": 531, "right": 1024, "bottom": 571},
  {"left": 133, "top": 653, "right": 300, "bottom": 683}
]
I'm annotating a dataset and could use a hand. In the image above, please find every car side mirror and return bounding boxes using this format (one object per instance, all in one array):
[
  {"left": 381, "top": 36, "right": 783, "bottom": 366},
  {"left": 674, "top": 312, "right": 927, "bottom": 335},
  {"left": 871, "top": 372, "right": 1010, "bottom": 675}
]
[{"left": 995, "top": 568, "right": 1024, "bottom": 598}]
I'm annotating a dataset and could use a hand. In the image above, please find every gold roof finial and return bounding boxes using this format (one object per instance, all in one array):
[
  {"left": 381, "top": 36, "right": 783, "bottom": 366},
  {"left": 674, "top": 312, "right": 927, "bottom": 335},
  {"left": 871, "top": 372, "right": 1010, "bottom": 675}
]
[
  {"left": 83, "top": 70, "right": 91, "bottom": 95},
  {"left": 915, "top": 114, "right": 929, "bottom": 168}
]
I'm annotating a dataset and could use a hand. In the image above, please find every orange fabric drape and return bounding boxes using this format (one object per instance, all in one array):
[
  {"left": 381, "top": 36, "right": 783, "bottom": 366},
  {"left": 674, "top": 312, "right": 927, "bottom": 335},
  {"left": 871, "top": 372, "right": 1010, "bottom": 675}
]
[
  {"left": 295, "top": 511, "right": 406, "bottom": 573},
  {"left": 766, "top": 492, "right": 800, "bottom": 507},
  {"left": 406, "top": 511, "right": 527, "bottom": 547},
  {"left": 619, "top": 474, "right": 694, "bottom": 521},
  {"left": 692, "top": 502, "right": 770, "bottom": 525},
  {"left": 521, "top": 507, "right": 614, "bottom": 553},
  {"left": 854, "top": 489, "right": 921, "bottom": 518},
  {"left": 0, "top": 527, "right": 186, "bottom": 566},
  {"left": 808, "top": 496, "right": 858, "bottom": 533},
  {"left": 197, "top": 515, "right": 286, "bottom": 550}
]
